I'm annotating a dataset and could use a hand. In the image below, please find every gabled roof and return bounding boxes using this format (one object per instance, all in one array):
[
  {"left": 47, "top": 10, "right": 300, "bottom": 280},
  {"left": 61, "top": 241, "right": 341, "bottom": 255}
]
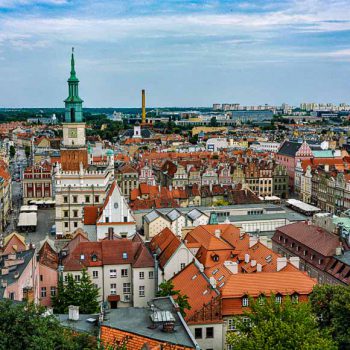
[
  {"left": 277, "top": 141, "right": 301, "bottom": 157},
  {"left": 274, "top": 222, "right": 340, "bottom": 257}
]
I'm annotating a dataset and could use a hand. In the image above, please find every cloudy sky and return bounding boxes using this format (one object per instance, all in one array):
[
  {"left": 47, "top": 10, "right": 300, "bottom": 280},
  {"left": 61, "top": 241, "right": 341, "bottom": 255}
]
[{"left": 1, "top": 0, "right": 350, "bottom": 107}]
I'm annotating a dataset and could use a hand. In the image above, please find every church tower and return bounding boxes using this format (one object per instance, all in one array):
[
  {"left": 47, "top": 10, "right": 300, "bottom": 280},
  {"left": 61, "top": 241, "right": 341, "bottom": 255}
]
[{"left": 61, "top": 48, "right": 88, "bottom": 170}]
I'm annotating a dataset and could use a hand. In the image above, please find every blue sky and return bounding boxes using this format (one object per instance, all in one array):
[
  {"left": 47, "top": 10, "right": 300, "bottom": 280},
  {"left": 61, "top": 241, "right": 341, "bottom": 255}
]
[{"left": 1, "top": 0, "right": 350, "bottom": 107}]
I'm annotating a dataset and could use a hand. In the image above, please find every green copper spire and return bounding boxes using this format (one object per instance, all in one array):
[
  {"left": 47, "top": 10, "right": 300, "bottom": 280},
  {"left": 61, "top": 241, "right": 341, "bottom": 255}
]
[{"left": 64, "top": 47, "right": 84, "bottom": 123}]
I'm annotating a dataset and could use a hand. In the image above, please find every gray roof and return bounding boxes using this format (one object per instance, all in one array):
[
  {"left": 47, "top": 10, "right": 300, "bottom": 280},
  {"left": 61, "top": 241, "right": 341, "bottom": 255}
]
[
  {"left": 102, "top": 297, "right": 198, "bottom": 349},
  {"left": 277, "top": 141, "right": 301, "bottom": 157},
  {"left": 144, "top": 210, "right": 161, "bottom": 223},
  {"left": 57, "top": 313, "right": 99, "bottom": 334},
  {"left": 166, "top": 209, "right": 182, "bottom": 222},
  {"left": 187, "top": 208, "right": 205, "bottom": 221},
  {"left": 0, "top": 250, "right": 35, "bottom": 295}
]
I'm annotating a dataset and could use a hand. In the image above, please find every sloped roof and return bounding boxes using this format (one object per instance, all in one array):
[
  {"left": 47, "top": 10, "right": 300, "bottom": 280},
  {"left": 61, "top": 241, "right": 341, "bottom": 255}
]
[
  {"left": 274, "top": 222, "right": 340, "bottom": 257},
  {"left": 277, "top": 141, "right": 301, "bottom": 157}
]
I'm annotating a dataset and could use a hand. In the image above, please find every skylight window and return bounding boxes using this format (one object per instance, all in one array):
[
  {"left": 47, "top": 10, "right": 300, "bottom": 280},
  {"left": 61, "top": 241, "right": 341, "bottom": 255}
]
[
  {"left": 122, "top": 252, "right": 128, "bottom": 259},
  {"left": 212, "top": 269, "right": 219, "bottom": 275},
  {"left": 218, "top": 275, "right": 224, "bottom": 281}
]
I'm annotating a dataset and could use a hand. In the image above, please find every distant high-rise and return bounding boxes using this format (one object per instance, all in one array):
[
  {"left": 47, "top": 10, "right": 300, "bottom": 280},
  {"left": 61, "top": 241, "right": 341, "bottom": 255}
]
[{"left": 142, "top": 89, "right": 146, "bottom": 124}]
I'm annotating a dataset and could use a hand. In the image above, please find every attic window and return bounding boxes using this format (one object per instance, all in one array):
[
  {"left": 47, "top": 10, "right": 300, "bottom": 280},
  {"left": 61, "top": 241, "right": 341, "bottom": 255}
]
[
  {"left": 212, "top": 254, "right": 219, "bottom": 262},
  {"left": 218, "top": 275, "right": 224, "bottom": 282},
  {"left": 122, "top": 252, "right": 128, "bottom": 259},
  {"left": 80, "top": 254, "right": 85, "bottom": 260},
  {"left": 212, "top": 269, "right": 219, "bottom": 275},
  {"left": 265, "top": 255, "right": 272, "bottom": 263},
  {"left": 91, "top": 254, "right": 97, "bottom": 262}
]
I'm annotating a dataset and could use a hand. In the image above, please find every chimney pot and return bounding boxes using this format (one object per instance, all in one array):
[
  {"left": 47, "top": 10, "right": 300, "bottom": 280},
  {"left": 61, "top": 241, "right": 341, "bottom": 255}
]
[
  {"left": 256, "top": 263, "right": 262, "bottom": 272},
  {"left": 244, "top": 253, "right": 250, "bottom": 263}
]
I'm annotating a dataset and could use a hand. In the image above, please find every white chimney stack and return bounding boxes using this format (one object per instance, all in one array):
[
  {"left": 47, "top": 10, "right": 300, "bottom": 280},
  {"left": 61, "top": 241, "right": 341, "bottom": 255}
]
[
  {"left": 249, "top": 235, "right": 259, "bottom": 248},
  {"left": 289, "top": 256, "right": 300, "bottom": 269},
  {"left": 224, "top": 261, "right": 238, "bottom": 274},
  {"left": 259, "top": 236, "right": 268, "bottom": 247},
  {"left": 257, "top": 263, "right": 262, "bottom": 272},
  {"left": 277, "top": 257, "right": 288, "bottom": 272},
  {"left": 214, "top": 229, "right": 221, "bottom": 239},
  {"left": 244, "top": 253, "right": 250, "bottom": 264},
  {"left": 68, "top": 305, "right": 79, "bottom": 321},
  {"left": 251, "top": 260, "right": 257, "bottom": 267}
]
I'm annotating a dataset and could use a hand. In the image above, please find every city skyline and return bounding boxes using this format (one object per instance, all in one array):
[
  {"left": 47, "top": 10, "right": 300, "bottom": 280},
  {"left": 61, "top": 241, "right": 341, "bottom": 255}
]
[{"left": 1, "top": 0, "right": 350, "bottom": 107}]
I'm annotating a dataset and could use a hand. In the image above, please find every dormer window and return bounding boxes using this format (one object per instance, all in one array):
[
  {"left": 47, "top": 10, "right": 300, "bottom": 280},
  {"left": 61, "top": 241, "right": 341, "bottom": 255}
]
[
  {"left": 122, "top": 252, "right": 128, "bottom": 259},
  {"left": 80, "top": 254, "right": 85, "bottom": 260},
  {"left": 242, "top": 296, "right": 249, "bottom": 307},
  {"left": 212, "top": 254, "right": 219, "bottom": 262},
  {"left": 275, "top": 294, "right": 282, "bottom": 304},
  {"left": 91, "top": 254, "right": 97, "bottom": 262}
]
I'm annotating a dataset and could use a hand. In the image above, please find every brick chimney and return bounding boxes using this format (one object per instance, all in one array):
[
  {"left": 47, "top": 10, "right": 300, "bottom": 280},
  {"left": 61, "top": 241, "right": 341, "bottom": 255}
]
[{"left": 108, "top": 227, "right": 114, "bottom": 240}]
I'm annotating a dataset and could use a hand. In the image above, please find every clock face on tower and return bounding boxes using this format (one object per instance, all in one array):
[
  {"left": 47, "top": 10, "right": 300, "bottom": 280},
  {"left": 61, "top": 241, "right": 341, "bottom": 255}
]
[{"left": 68, "top": 128, "right": 78, "bottom": 138}]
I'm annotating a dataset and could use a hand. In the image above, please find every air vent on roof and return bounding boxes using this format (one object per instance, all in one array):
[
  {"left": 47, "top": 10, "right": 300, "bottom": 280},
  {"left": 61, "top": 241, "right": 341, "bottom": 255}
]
[
  {"left": 191, "top": 274, "right": 197, "bottom": 280},
  {"left": 218, "top": 275, "right": 224, "bottom": 281},
  {"left": 203, "top": 290, "right": 208, "bottom": 295},
  {"left": 219, "top": 282, "right": 225, "bottom": 288},
  {"left": 265, "top": 255, "right": 272, "bottom": 263}
]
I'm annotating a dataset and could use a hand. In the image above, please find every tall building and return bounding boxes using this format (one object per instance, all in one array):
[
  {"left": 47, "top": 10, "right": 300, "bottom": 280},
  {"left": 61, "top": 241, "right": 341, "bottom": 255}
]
[{"left": 55, "top": 49, "right": 115, "bottom": 237}]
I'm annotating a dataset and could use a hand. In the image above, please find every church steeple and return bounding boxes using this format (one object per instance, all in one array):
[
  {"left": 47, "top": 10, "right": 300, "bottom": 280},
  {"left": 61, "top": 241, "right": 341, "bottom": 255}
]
[{"left": 64, "top": 47, "right": 84, "bottom": 123}]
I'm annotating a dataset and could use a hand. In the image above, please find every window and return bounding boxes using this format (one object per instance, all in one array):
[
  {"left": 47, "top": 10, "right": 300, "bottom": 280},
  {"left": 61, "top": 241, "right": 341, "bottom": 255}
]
[
  {"left": 63, "top": 196, "right": 68, "bottom": 203},
  {"left": 85, "top": 195, "right": 90, "bottom": 203},
  {"left": 206, "top": 327, "right": 214, "bottom": 339},
  {"left": 9, "top": 292, "right": 15, "bottom": 300},
  {"left": 40, "top": 275, "right": 43, "bottom": 282},
  {"left": 318, "top": 259, "right": 323, "bottom": 265},
  {"left": 292, "top": 294, "right": 299, "bottom": 304},
  {"left": 124, "top": 216, "right": 128, "bottom": 222},
  {"left": 149, "top": 271, "right": 154, "bottom": 279},
  {"left": 110, "top": 269, "right": 117, "bottom": 278},
  {"left": 110, "top": 283, "right": 117, "bottom": 295},
  {"left": 194, "top": 328, "right": 202, "bottom": 339},
  {"left": 122, "top": 252, "right": 128, "bottom": 259},
  {"left": 180, "top": 263, "right": 186, "bottom": 270},
  {"left": 64, "top": 275, "right": 68, "bottom": 282},
  {"left": 228, "top": 319, "right": 236, "bottom": 331},
  {"left": 80, "top": 254, "right": 85, "bottom": 260},
  {"left": 64, "top": 222, "right": 69, "bottom": 228},
  {"left": 139, "top": 286, "right": 145, "bottom": 297},
  {"left": 95, "top": 195, "right": 99, "bottom": 203},
  {"left": 73, "top": 210, "right": 78, "bottom": 218},
  {"left": 75, "top": 275, "right": 81, "bottom": 282},
  {"left": 139, "top": 272, "right": 144, "bottom": 279},
  {"left": 123, "top": 283, "right": 131, "bottom": 294},
  {"left": 242, "top": 297, "right": 249, "bottom": 307},
  {"left": 51, "top": 287, "right": 56, "bottom": 297},
  {"left": 258, "top": 295, "right": 265, "bottom": 305},
  {"left": 74, "top": 222, "right": 78, "bottom": 228},
  {"left": 41, "top": 287, "right": 47, "bottom": 298},
  {"left": 73, "top": 196, "right": 78, "bottom": 203},
  {"left": 276, "top": 295, "right": 282, "bottom": 304},
  {"left": 93, "top": 271, "right": 98, "bottom": 279},
  {"left": 63, "top": 210, "right": 69, "bottom": 218},
  {"left": 121, "top": 269, "right": 128, "bottom": 277}
]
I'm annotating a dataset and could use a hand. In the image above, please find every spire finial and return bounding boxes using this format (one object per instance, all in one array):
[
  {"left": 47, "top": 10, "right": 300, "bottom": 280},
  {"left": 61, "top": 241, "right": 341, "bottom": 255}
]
[{"left": 70, "top": 47, "right": 76, "bottom": 77}]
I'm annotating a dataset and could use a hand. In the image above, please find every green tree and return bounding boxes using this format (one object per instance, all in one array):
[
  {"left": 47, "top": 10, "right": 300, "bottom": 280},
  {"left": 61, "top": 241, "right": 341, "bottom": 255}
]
[
  {"left": 210, "top": 116, "right": 218, "bottom": 127},
  {"left": 227, "top": 295, "right": 336, "bottom": 350},
  {"left": 25, "top": 145, "right": 31, "bottom": 159},
  {"left": 52, "top": 268, "right": 100, "bottom": 314},
  {"left": 0, "top": 300, "right": 96, "bottom": 350},
  {"left": 157, "top": 280, "right": 191, "bottom": 317},
  {"left": 310, "top": 284, "right": 350, "bottom": 349},
  {"left": 9, "top": 145, "right": 16, "bottom": 158}
]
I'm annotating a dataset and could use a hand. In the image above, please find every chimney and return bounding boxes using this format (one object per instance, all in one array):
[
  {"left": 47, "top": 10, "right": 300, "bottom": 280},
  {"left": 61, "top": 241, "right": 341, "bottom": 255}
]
[
  {"left": 68, "top": 305, "right": 79, "bottom": 321},
  {"left": 224, "top": 261, "right": 238, "bottom": 274},
  {"left": 209, "top": 276, "right": 217, "bottom": 288},
  {"left": 256, "top": 263, "right": 262, "bottom": 272},
  {"left": 251, "top": 260, "right": 257, "bottom": 267},
  {"left": 214, "top": 229, "right": 221, "bottom": 238},
  {"left": 1, "top": 279, "right": 7, "bottom": 288},
  {"left": 108, "top": 227, "right": 114, "bottom": 240},
  {"left": 277, "top": 257, "right": 288, "bottom": 271},
  {"left": 1, "top": 267, "right": 9, "bottom": 275},
  {"left": 289, "top": 256, "right": 300, "bottom": 269},
  {"left": 335, "top": 247, "right": 342, "bottom": 256},
  {"left": 244, "top": 253, "right": 250, "bottom": 263},
  {"left": 259, "top": 236, "right": 268, "bottom": 247},
  {"left": 249, "top": 235, "right": 258, "bottom": 248},
  {"left": 197, "top": 263, "right": 204, "bottom": 273}
]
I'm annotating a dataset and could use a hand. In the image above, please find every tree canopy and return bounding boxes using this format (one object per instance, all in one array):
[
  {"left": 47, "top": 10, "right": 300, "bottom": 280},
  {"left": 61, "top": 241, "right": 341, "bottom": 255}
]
[
  {"left": 226, "top": 295, "right": 336, "bottom": 350},
  {"left": 0, "top": 300, "right": 96, "bottom": 350},
  {"left": 310, "top": 284, "right": 350, "bottom": 350},
  {"left": 52, "top": 269, "right": 100, "bottom": 314},
  {"left": 157, "top": 280, "right": 191, "bottom": 317}
]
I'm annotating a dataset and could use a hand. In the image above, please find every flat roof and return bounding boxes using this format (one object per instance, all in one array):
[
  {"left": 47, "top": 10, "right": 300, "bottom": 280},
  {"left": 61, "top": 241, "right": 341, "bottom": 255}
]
[
  {"left": 102, "top": 297, "right": 197, "bottom": 349},
  {"left": 18, "top": 212, "right": 37, "bottom": 227},
  {"left": 218, "top": 212, "right": 306, "bottom": 223},
  {"left": 286, "top": 199, "right": 321, "bottom": 212}
]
